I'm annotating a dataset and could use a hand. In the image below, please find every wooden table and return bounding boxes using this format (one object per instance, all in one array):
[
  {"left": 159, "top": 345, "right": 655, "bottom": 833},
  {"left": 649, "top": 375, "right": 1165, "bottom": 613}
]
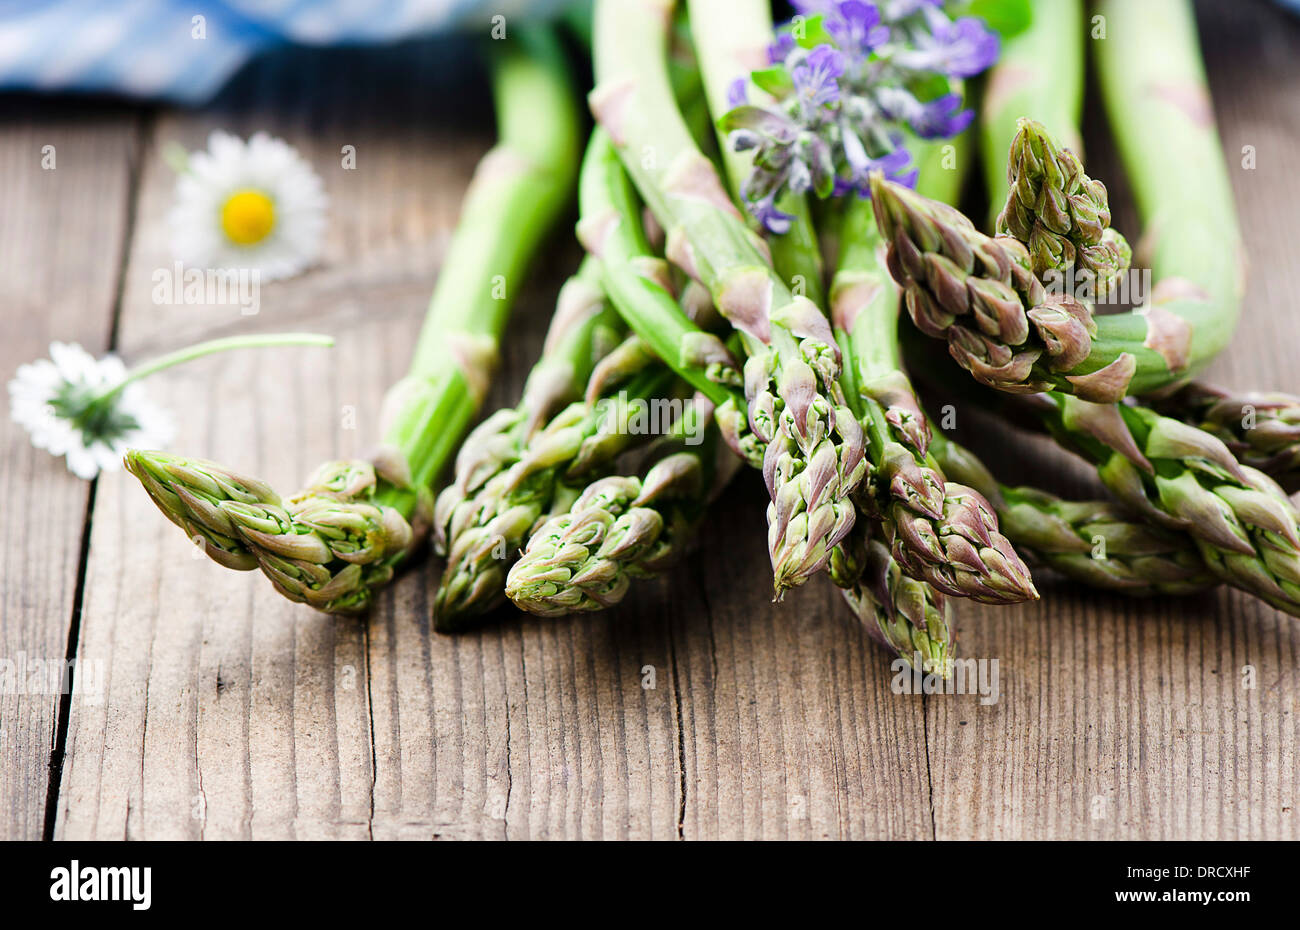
[{"left": 3, "top": 1, "right": 1298, "bottom": 841}]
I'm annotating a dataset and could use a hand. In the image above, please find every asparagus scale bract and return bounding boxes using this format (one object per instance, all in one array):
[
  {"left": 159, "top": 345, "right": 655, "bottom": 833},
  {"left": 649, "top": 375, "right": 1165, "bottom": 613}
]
[
  {"left": 127, "top": 27, "right": 581, "bottom": 613},
  {"left": 590, "top": 0, "right": 865, "bottom": 597},
  {"left": 1151, "top": 383, "right": 1300, "bottom": 492}
]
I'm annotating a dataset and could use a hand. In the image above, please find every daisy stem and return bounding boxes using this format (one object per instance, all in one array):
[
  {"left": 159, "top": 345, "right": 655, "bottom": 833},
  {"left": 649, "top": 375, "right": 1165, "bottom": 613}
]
[{"left": 100, "top": 332, "right": 334, "bottom": 403}]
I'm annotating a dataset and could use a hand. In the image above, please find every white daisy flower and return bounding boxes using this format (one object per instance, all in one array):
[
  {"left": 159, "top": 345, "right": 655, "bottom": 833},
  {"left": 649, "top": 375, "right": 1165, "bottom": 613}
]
[
  {"left": 8, "top": 333, "right": 333, "bottom": 480},
  {"left": 8, "top": 342, "right": 174, "bottom": 480},
  {"left": 168, "top": 130, "right": 328, "bottom": 281}
]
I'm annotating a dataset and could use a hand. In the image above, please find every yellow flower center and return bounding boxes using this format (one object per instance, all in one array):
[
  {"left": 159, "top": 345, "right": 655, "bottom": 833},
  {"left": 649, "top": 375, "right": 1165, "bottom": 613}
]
[{"left": 220, "top": 190, "right": 276, "bottom": 246}]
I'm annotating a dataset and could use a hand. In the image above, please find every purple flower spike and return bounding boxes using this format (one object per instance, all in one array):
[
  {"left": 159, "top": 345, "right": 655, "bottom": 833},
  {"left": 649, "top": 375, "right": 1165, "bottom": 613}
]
[
  {"left": 725, "top": 0, "right": 1001, "bottom": 223},
  {"left": 791, "top": 44, "right": 845, "bottom": 111}
]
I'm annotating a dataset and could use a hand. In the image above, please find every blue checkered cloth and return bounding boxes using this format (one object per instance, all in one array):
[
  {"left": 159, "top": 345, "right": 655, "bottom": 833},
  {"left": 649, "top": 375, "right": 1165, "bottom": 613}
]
[{"left": 0, "top": 0, "right": 567, "bottom": 104}]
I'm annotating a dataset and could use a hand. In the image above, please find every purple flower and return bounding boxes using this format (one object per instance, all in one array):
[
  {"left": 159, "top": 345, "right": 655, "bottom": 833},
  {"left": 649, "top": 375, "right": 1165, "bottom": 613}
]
[
  {"left": 909, "top": 92, "right": 975, "bottom": 138},
  {"left": 840, "top": 130, "right": 916, "bottom": 193},
  {"left": 767, "top": 32, "right": 797, "bottom": 65},
  {"left": 750, "top": 194, "right": 795, "bottom": 234},
  {"left": 932, "top": 17, "right": 999, "bottom": 77},
  {"left": 727, "top": 77, "right": 748, "bottom": 108},
  {"left": 791, "top": 44, "right": 845, "bottom": 112},
  {"left": 826, "top": 1, "right": 890, "bottom": 61},
  {"left": 897, "top": 14, "right": 999, "bottom": 78}
]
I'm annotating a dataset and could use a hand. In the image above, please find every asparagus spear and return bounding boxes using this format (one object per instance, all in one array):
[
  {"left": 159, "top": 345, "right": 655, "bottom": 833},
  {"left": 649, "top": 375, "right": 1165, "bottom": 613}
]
[
  {"left": 1090, "top": 0, "right": 1244, "bottom": 395},
  {"left": 834, "top": 524, "right": 954, "bottom": 679},
  {"left": 975, "top": 0, "right": 1243, "bottom": 396},
  {"left": 1149, "top": 383, "right": 1300, "bottom": 492},
  {"left": 127, "top": 27, "right": 581, "bottom": 614},
  {"left": 928, "top": 431, "right": 1214, "bottom": 596},
  {"left": 685, "top": 0, "right": 825, "bottom": 308},
  {"left": 505, "top": 397, "right": 721, "bottom": 616},
  {"left": 578, "top": 130, "right": 754, "bottom": 456},
  {"left": 590, "top": 0, "right": 866, "bottom": 596},
  {"left": 996, "top": 118, "right": 1131, "bottom": 299},
  {"left": 832, "top": 195, "right": 1037, "bottom": 604},
  {"left": 868, "top": 170, "right": 1136, "bottom": 404},
  {"left": 495, "top": 131, "right": 745, "bottom": 618},
  {"left": 1029, "top": 393, "right": 1300, "bottom": 615}
]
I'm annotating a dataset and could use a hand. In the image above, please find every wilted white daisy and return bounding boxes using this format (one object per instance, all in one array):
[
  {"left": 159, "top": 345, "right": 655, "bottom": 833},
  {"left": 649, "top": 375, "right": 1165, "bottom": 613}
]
[
  {"left": 8, "top": 333, "right": 333, "bottom": 480},
  {"left": 9, "top": 342, "right": 174, "bottom": 479},
  {"left": 168, "top": 130, "right": 328, "bottom": 281}
]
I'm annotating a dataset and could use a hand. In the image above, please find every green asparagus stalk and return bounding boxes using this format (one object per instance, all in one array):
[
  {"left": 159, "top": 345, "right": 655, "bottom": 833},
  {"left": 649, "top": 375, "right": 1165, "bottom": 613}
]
[
  {"left": 497, "top": 129, "right": 748, "bottom": 618},
  {"left": 928, "top": 431, "right": 1214, "bottom": 596},
  {"left": 127, "top": 27, "right": 581, "bottom": 613},
  {"left": 591, "top": 0, "right": 866, "bottom": 596},
  {"left": 1091, "top": 0, "right": 1243, "bottom": 394},
  {"left": 505, "top": 397, "right": 721, "bottom": 616},
  {"left": 434, "top": 344, "right": 679, "bottom": 630},
  {"left": 1030, "top": 393, "right": 1300, "bottom": 615},
  {"left": 974, "top": 0, "right": 1244, "bottom": 395},
  {"left": 1151, "top": 383, "right": 1300, "bottom": 491},
  {"left": 577, "top": 130, "right": 753, "bottom": 451},
  {"left": 824, "top": 141, "right": 968, "bottom": 676},
  {"left": 832, "top": 195, "right": 1037, "bottom": 604}
]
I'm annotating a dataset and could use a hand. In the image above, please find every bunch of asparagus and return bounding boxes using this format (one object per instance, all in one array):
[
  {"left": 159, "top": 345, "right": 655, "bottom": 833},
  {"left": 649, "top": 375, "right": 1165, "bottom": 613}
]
[{"left": 125, "top": 0, "right": 1300, "bottom": 680}]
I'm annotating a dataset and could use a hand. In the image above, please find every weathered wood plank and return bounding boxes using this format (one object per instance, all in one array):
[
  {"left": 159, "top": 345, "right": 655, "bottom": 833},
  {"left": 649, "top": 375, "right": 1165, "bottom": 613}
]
[
  {"left": 675, "top": 476, "right": 933, "bottom": 839},
  {"left": 924, "top": 0, "right": 1300, "bottom": 840},
  {"left": 0, "top": 100, "right": 140, "bottom": 840}
]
